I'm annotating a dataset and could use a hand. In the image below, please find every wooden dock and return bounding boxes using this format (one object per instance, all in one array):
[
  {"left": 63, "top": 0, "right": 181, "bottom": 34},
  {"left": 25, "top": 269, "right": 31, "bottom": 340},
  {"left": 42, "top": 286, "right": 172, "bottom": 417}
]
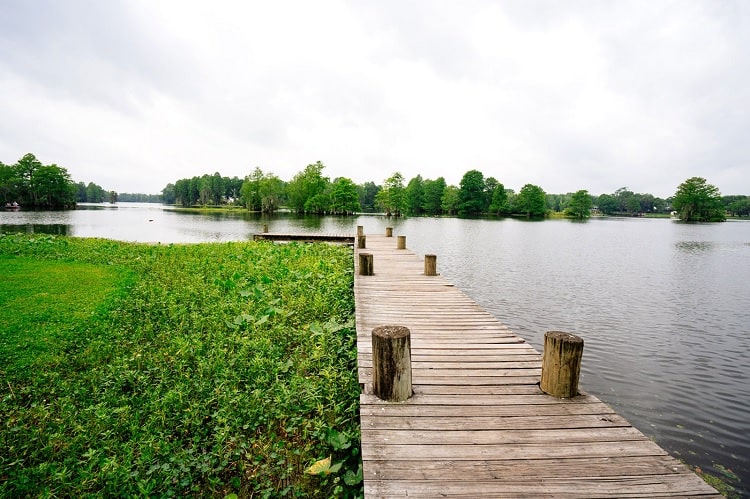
[
  {"left": 355, "top": 233, "right": 720, "bottom": 498},
  {"left": 253, "top": 232, "right": 354, "bottom": 244}
]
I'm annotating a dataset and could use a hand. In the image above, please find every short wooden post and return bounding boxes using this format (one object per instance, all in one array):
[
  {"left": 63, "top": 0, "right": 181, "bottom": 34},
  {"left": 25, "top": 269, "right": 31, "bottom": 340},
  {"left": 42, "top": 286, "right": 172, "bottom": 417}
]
[
  {"left": 357, "top": 225, "right": 364, "bottom": 237},
  {"left": 358, "top": 253, "right": 373, "bottom": 276},
  {"left": 397, "top": 235, "right": 406, "bottom": 249},
  {"left": 263, "top": 224, "right": 269, "bottom": 233},
  {"left": 385, "top": 227, "right": 393, "bottom": 237},
  {"left": 357, "top": 235, "right": 366, "bottom": 249},
  {"left": 372, "top": 325, "right": 413, "bottom": 402},
  {"left": 540, "top": 331, "right": 584, "bottom": 398},
  {"left": 424, "top": 254, "right": 437, "bottom": 276}
]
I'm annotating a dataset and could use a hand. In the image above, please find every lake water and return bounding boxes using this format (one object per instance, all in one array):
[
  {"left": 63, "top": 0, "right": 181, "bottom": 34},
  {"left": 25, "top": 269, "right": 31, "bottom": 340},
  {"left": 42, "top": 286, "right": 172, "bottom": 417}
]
[{"left": 3, "top": 203, "right": 749, "bottom": 495}]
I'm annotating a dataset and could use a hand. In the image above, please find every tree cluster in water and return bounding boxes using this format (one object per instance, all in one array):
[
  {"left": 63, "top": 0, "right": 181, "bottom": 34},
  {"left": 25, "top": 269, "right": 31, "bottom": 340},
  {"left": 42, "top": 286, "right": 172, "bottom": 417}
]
[{"left": 161, "top": 162, "right": 749, "bottom": 220}]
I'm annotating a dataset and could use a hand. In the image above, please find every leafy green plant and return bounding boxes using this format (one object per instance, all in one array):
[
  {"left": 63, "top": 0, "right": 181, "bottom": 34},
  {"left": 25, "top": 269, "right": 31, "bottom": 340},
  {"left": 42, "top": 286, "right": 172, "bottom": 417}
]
[{"left": 0, "top": 234, "right": 361, "bottom": 497}]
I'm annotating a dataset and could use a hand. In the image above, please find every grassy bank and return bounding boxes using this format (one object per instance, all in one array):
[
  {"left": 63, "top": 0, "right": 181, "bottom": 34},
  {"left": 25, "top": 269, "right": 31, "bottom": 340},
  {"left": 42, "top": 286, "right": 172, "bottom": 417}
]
[{"left": 0, "top": 234, "right": 361, "bottom": 498}]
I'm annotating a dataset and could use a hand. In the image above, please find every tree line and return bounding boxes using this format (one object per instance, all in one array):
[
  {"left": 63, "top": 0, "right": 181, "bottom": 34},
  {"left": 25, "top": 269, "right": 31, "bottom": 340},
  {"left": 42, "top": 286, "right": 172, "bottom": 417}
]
[
  {"left": 1, "top": 153, "right": 117, "bottom": 208},
  {"left": 162, "top": 162, "right": 748, "bottom": 221},
  {"left": 3, "top": 153, "right": 745, "bottom": 221}
]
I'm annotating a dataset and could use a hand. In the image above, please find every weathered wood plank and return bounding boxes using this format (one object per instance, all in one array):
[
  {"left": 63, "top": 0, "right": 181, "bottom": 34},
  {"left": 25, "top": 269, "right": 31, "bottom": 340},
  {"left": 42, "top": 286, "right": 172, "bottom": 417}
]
[
  {"left": 360, "top": 413, "right": 633, "bottom": 430},
  {"left": 360, "top": 401, "right": 617, "bottom": 418},
  {"left": 361, "top": 427, "right": 649, "bottom": 445},
  {"left": 360, "top": 440, "right": 669, "bottom": 461},
  {"left": 365, "top": 475, "right": 721, "bottom": 498},
  {"left": 362, "top": 456, "right": 698, "bottom": 480}
]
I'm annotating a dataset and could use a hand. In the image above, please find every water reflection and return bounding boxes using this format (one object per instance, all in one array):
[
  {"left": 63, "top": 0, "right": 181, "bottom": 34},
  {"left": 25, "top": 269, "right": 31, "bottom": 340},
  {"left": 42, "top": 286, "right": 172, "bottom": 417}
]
[
  {"left": 1, "top": 223, "right": 72, "bottom": 236},
  {"left": 675, "top": 240, "right": 714, "bottom": 252}
]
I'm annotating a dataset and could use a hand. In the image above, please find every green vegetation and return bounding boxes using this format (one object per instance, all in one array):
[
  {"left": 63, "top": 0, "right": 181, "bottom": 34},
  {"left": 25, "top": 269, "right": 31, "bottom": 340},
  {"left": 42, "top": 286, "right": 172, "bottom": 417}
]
[
  {"left": 672, "top": 176, "right": 726, "bottom": 222},
  {"left": 565, "top": 190, "right": 594, "bottom": 219},
  {"left": 8, "top": 151, "right": 746, "bottom": 219},
  {"left": 375, "top": 172, "right": 406, "bottom": 216},
  {"left": 0, "top": 153, "right": 76, "bottom": 208},
  {"left": 0, "top": 234, "right": 362, "bottom": 498}
]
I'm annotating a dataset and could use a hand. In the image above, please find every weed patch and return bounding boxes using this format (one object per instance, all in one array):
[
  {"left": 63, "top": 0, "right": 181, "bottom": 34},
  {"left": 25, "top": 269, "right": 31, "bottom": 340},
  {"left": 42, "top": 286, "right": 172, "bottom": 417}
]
[{"left": 0, "top": 234, "right": 361, "bottom": 497}]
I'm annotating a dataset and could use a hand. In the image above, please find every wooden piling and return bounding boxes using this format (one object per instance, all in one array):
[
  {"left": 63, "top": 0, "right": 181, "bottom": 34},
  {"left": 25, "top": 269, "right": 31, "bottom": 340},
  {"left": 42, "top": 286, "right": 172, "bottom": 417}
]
[
  {"left": 540, "top": 331, "right": 584, "bottom": 398},
  {"left": 386, "top": 227, "right": 393, "bottom": 237},
  {"left": 357, "top": 225, "right": 364, "bottom": 237},
  {"left": 397, "top": 235, "right": 406, "bottom": 249},
  {"left": 372, "top": 325, "right": 413, "bottom": 402},
  {"left": 424, "top": 254, "right": 437, "bottom": 276},
  {"left": 263, "top": 224, "right": 269, "bottom": 233},
  {"left": 359, "top": 253, "right": 374, "bottom": 276},
  {"left": 358, "top": 235, "right": 366, "bottom": 249}
]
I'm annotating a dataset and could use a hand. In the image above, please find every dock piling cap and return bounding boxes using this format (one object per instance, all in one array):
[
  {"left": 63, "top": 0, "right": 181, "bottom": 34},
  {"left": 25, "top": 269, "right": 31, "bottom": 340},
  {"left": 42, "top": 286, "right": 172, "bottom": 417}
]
[{"left": 373, "top": 325, "right": 410, "bottom": 339}]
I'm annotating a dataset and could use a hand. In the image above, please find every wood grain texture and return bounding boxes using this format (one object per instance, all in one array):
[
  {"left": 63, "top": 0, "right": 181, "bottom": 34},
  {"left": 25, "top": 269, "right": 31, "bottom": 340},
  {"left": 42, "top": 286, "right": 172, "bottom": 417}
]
[{"left": 355, "top": 233, "right": 720, "bottom": 497}]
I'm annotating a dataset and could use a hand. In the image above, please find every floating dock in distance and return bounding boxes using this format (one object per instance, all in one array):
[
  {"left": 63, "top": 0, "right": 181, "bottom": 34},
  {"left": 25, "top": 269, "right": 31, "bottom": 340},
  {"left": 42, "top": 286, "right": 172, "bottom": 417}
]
[{"left": 252, "top": 233, "right": 355, "bottom": 244}]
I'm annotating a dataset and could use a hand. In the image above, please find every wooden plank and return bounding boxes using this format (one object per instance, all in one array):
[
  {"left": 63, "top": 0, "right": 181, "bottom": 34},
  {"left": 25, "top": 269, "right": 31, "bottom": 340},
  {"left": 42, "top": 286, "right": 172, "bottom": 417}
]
[
  {"left": 361, "top": 427, "right": 649, "bottom": 445},
  {"left": 361, "top": 413, "right": 633, "bottom": 430},
  {"left": 360, "top": 402, "right": 617, "bottom": 418},
  {"left": 362, "top": 456, "right": 699, "bottom": 480},
  {"left": 360, "top": 440, "right": 669, "bottom": 461},
  {"left": 365, "top": 476, "right": 721, "bottom": 498}
]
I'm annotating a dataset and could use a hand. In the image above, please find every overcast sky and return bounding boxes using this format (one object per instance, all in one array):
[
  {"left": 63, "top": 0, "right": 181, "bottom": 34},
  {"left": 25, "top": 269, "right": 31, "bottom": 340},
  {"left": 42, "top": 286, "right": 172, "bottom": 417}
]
[{"left": 1, "top": 1, "right": 748, "bottom": 197}]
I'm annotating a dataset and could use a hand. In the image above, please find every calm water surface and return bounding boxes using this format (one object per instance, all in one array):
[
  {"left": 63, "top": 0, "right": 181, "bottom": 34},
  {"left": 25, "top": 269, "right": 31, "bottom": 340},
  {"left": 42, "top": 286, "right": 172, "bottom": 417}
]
[{"left": 3, "top": 204, "right": 749, "bottom": 495}]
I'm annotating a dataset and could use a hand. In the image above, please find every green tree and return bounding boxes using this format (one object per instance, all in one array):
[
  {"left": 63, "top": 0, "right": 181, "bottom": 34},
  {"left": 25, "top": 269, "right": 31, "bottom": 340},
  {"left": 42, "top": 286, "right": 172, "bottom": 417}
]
[
  {"left": 33, "top": 164, "right": 76, "bottom": 208},
  {"left": 440, "top": 185, "right": 460, "bottom": 215},
  {"left": 329, "top": 177, "right": 360, "bottom": 214},
  {"left": 614, "top": 187, "right": 638, "bottom": 215},
  {"left": 596, "top": 193, "right": 618, "bottom": 214},
  {"left": 565, "top": 189, "right": 593, "bottom": 219},
  {"left": 357, "top": 181, "right": 380, "bottom": 213},
  {"left": 241, "top": 167, "right": 265, "bottom": 211},
  {"left": 422, "top": 177, "right": 446, "bottom": 215},
  {"left": 240, "top": 168, "right": 285, "bottom": 213},
  {"left": 224, "top": 176, "right": 244, "bottom": 205},
  {"left": 161, "top": 183, "right": 176, "bottom": 205},
  {"left": 729, "top": 198, "right": 750, "bottom": 217},
  {"left": 287, "top": 161, "right": 330, "bottom": 213},
  {"left": 13, "top": 153, "right": 44, "bottom": 206},
  {"left": 405, "top": 175, "right": 424, "bottom": 215},
  {"left": 672, "top": 177, "right": 725, "bottom": 222},
  {"left": 457, "top": 169, "right": 486, "bottom": 215},
  {"left": 86, "top": 182, "right": 106, "bottom": 203},
  {"left": 258, "top": 173, "right": 285, "bottom": 214},
  {"left": 484, "top": 177, "right": 499, "bottom": 210},
  {"left": 2, "top": 154, "right": 76, "bottom": 208},
  {"left": 514, "top": 184, "right": 547, "bottom": 216},
  {"left": 725, "top": 196, "right": 750, "bottom": 217},
  {"left": 208, "top": 172, "right": 225, "bottom": 205},
  {"left": 74, "top": 182, "right": 87, "bottom": 202},
  {"left": 488, "top": 183, "right": 509, "bottom": 215},
  {"left": 375, "top": 172, "right": 406, "bottom": 216},
  {"left": 174, "top": 178, "right": 195, "bottom": 207}
]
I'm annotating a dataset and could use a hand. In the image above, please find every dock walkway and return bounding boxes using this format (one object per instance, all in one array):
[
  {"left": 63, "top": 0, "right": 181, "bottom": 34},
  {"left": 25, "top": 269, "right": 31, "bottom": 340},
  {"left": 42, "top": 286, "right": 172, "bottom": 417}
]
[{"left": 354, "top": 233, "right": 719, "bottom": 498}]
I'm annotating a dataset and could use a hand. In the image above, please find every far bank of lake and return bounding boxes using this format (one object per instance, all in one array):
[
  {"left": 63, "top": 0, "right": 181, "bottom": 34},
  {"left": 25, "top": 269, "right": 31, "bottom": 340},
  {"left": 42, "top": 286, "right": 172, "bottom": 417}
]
[{"left": 2, "top": 203, "right": 748, "bottom": 495}]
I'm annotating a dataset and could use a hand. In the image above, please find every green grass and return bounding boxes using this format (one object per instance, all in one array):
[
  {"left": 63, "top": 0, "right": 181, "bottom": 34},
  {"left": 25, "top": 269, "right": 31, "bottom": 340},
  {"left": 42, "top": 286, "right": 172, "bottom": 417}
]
[
  {"left": 0, "top": 258, "right": 123, "bottom": 374},
  {"left": 0, "top": 233, "right": 361, "bottom": 498}
]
